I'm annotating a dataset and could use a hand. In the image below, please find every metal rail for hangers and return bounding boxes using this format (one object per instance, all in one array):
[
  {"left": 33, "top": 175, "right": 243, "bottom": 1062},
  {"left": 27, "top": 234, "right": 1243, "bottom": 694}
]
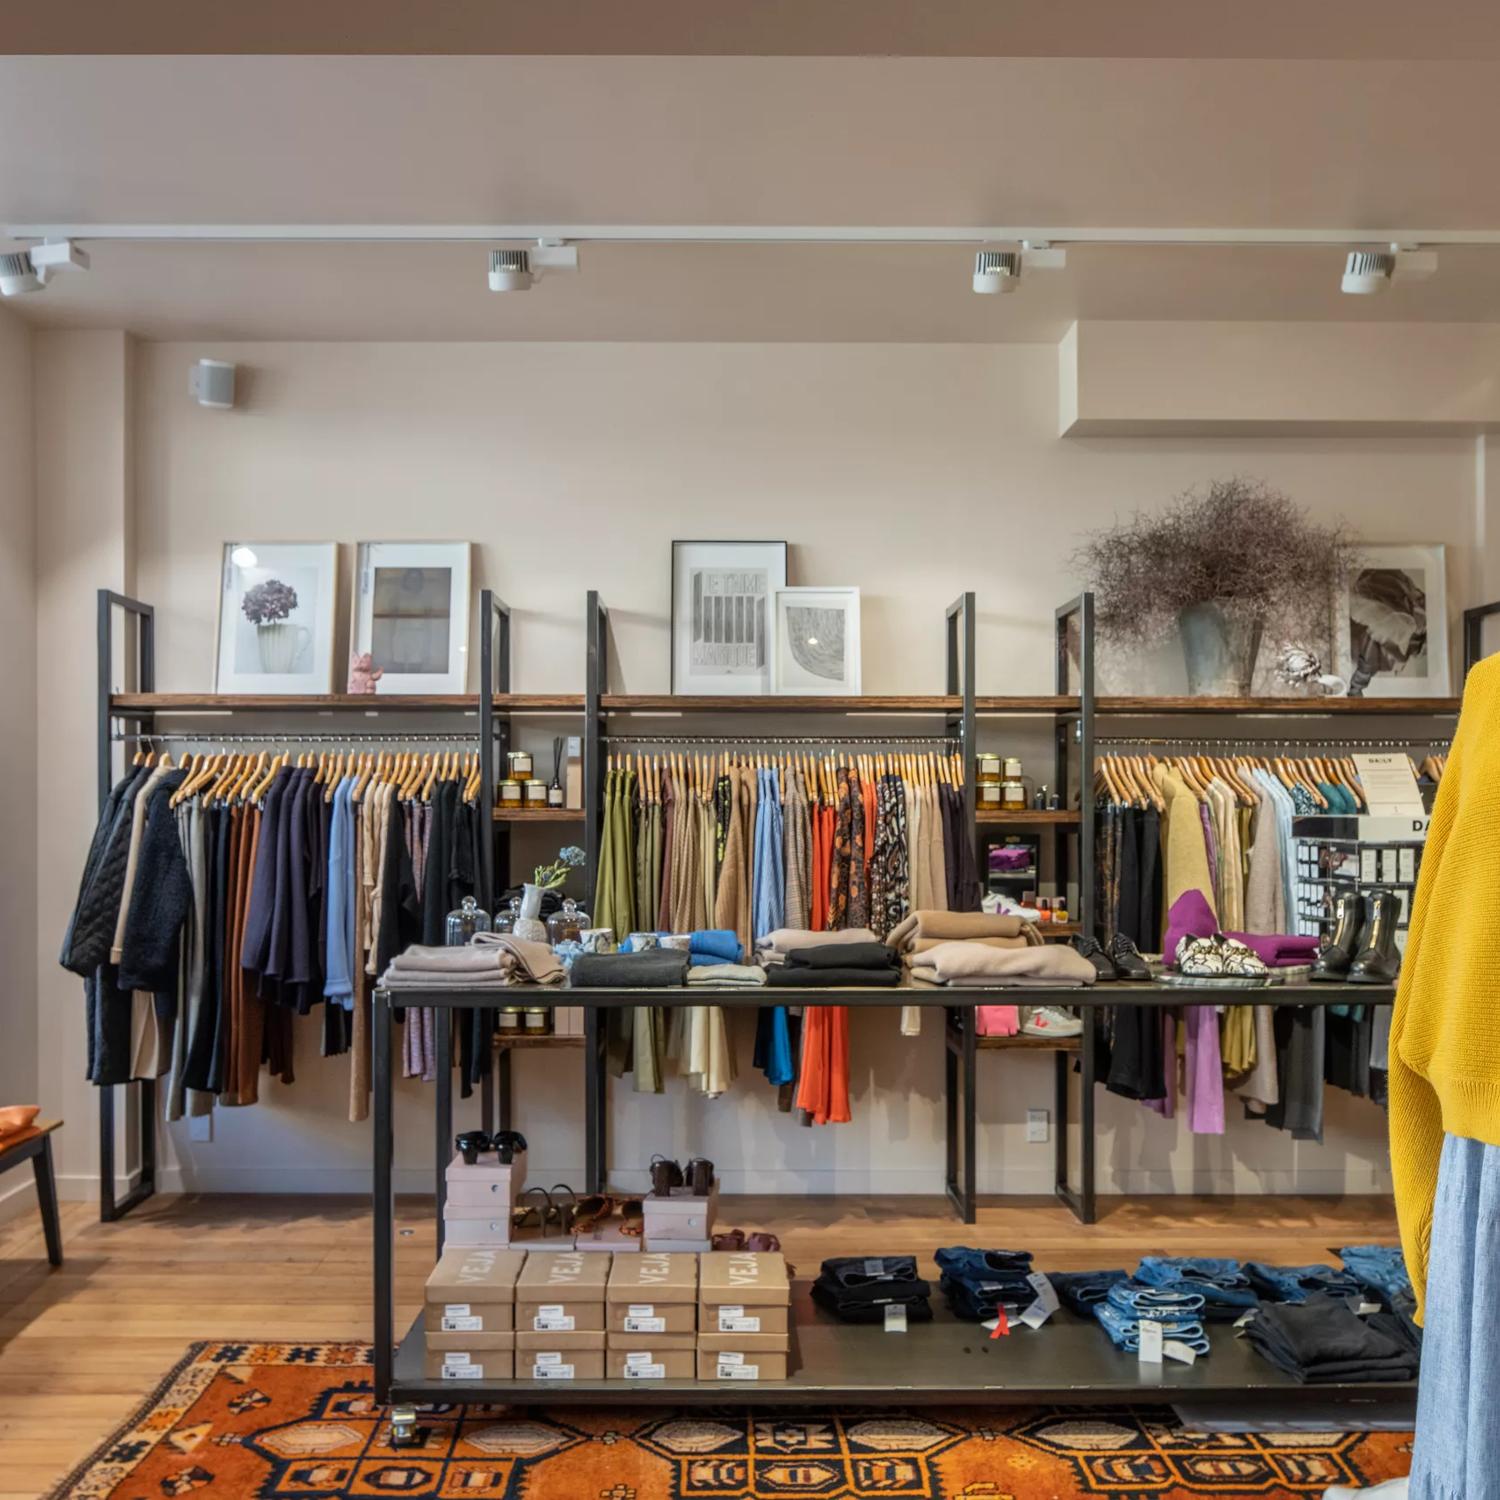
[
  {"left": 1096, "top": 734, "right": 1453, "bottom": 750},
  {"left": 111, "top": 731, "right": 482, "bottom": 746},
  {"left": 600, "top": 733, "right": 961, "bottom": 747}
]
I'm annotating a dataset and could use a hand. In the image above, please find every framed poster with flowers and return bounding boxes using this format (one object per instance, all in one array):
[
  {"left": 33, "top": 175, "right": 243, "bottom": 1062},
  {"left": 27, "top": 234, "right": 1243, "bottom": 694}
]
[{"left": 214, "top": 542, "right": 339, "bottom": 693}]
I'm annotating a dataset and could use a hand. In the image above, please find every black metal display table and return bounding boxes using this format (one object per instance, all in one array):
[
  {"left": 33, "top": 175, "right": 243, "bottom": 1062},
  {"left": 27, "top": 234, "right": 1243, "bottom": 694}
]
[{"left": 371, "top": 979, "right": 1397, "bottom": 1408}]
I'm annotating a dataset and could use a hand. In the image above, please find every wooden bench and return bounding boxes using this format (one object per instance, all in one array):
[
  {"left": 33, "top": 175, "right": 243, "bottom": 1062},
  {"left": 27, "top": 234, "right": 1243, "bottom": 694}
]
[{"left": 0, "top": 1121, "right": 62, "bottom": 1267}]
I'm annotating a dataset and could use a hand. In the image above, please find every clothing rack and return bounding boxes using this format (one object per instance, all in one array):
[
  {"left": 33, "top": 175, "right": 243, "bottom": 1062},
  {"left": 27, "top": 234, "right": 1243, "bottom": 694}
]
[
  {"left": 1096, "top": 734, "right": 1452, "bottom": 751},
  {"left": 111, "top": 731, "right": 482, "bottom": 745},
  {"left": 599, "top": 733, "right": 961, "bottom": 746}
]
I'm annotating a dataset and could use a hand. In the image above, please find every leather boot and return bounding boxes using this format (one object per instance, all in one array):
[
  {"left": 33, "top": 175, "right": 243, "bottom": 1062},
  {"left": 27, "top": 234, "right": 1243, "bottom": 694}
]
[
  {"left": 1348, "top": 889, "right": 1402, "bottom": 985},
  {"left": 1311, "top": 892, "right": 1364, "bottom": 981}
]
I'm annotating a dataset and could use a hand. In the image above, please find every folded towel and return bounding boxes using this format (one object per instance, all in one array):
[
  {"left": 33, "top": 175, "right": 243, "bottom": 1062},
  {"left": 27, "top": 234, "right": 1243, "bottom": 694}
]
[
  {"left": 388, "top": 943, "right": 505, "bottom": 974},
  {"left": 686, "top": 963, "right": 768, "bottom": 986},
  {"left": 757, "top": 926, "right": 879, "bottom": 961},
  {"left": 690, "top": 929, "right": 744, "bottom": 963},
  {"left": 766, "top": 964, "right": 902, "bottom": 988},
  {"left": 908, "top": 941, "right": 1096, "bottom": 986},
  {"left": 784, "top": 942, "right": 900, "bottom": 972},
  {"left": 884, "top": 910, "right": 1042, "bottom": 952},
  {"left": 379, "top": 968, "right": 512, "bottom": 990},
  {"left": 570, "top": 949, "right": 690, "bottom": 988},
  {"left": 470, "top": 932, "right": 567, "bottom": 985}
]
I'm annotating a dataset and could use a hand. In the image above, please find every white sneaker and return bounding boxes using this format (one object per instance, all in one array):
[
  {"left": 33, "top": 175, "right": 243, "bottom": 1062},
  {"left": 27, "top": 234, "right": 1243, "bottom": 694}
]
[
  {"left": 1322, "top": 1480, "right": 1409, "bottom": 1499},
  {"left": 1021, "top": 1006, "right": 1083, "bottom": 1038}
]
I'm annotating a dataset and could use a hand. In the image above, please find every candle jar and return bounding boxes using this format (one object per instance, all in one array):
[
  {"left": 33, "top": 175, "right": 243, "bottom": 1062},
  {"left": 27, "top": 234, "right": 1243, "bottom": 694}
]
[
  {"left": 498, "top": 778, "right": 523, "bottom": 808},
  {"left": 523, "top": 1008, "right": 550, "bottom": 1035},
  {"left": 977, "top": 753, "right": 1002, "bottom": 787},
  {"left": 1000, "top": 778, "right": 1027, "bottom": 811},
  {"left": 524, "top": 779, "right": 549, "bottom": 808},
  {"left": 508, "top": 749, "right": 535, "bottom": 780}
]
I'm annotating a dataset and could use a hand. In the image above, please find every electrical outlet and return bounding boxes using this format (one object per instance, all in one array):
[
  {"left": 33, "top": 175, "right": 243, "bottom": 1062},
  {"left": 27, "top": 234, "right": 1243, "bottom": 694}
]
[
  {"left": 1025, "top": 1109, "right": 1050, "bottom": 1144},
  {"left": 188, "top": 1114, "right": 213, "bottom": 1143}
]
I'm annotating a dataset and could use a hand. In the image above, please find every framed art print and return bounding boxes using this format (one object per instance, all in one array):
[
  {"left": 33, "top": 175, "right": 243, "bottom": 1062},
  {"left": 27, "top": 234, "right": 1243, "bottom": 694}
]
[
  {"left": 1336, "top": 543, "right": 1450, "bottom": 698},
  {"left": 214, "top": 541, "right": 338, "bottom": 694},
  {"left": 671, "top": 540, "right": 788, "bottom": 694},
  {"left": 354, "top": 541, "right": 473, "bottom": 694},
  {"left": 772, "top": 586, "right": 862, "bottom": 696}
]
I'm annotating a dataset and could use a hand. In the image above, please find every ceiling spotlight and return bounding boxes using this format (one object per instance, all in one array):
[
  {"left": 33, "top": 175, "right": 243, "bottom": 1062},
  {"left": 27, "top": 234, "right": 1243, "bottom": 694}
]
[
  {"left": 488, "top": 249, "right": 533, "bottom": 292},
  {"left": 0, "top": 239, "right": 91, "bottom": 297},
  {"left": 1341, "top": 250, "right": 1395, "bottom": 295},
  {"left": 973, "top": 250, "right": 1022, "bottom": 295},
  {"left": 0, "top": 251, "right": 44, "bottom": 296}
]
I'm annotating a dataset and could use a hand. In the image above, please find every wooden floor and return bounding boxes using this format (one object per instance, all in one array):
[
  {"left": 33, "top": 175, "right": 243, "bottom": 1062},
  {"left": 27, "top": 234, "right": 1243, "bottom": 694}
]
[{"left": 0, "top": 1190, "right": 1398, "bottom": 1499}]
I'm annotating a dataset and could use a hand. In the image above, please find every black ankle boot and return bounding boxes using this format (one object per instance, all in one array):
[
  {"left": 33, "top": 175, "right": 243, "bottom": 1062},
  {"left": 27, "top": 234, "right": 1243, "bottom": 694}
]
[
  {"left": 1348, "top": 889, "right": 1402, "bottom": 984},
  {"left": 1311, "top": 893, "right": 1365, "bottom": 981}
]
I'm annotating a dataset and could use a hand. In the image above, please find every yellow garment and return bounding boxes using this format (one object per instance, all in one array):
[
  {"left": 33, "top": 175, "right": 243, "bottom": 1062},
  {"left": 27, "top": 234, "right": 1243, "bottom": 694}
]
[
  {"left": 1154, "top": 766, "right": 1219, "bottom": 930},
  {"left": 1390, "top": 656, "right": 1500, "bottom": 1323}
]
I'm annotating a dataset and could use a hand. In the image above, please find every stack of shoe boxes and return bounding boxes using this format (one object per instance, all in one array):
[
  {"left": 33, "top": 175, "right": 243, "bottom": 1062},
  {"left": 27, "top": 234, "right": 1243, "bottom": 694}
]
[
  {"left": 515, "top": 1251, "right": 610, "bottom": 1381},
  {"left": 605, "top": 1252, "right": 698, "bottom": 1380},
  {"left": 697, "top": 1251, "right": 792, "bottom": 1381},
  {"left": 643, "top": 1184, "right": 718, "bottom": 1252},
  {"left": 443, "top": 1146, "right": 527, "bottom": 1247},
  {"left": 422, "top": 1247, "right": 525, "bottom": 1380}
]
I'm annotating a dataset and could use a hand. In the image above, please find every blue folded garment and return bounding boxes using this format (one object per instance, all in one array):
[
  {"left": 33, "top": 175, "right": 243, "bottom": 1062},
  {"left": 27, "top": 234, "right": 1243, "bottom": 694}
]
[
  {"left": 1094, "top": 1299, "right": 1210, "bottom": 1355},
  {"left": 1246, "top": 1262, "right": 1362, "bottom": 1305},
  {"left": 1337, "top": 1245, "right": 1412, "bottom": 1308},
  {"left": 935, "top": 1247, "right": 1034, "bottom": 1280},
  {"left": 1135, "top": 1255, "right": 1258, "bottom": 1319},
  {"left": 690, "top": 929, "right": 743, "bottom": 962},
  {"left": 1105, "top": 1280, "right": 1206, "bottom": 1318},
  {"left": 1050, "top": 1269, "right": 1128, "bottom": 1317}
]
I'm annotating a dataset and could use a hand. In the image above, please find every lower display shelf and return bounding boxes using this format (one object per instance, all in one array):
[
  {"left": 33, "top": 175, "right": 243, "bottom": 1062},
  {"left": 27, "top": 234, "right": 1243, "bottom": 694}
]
[{"left": 388, "top": 1284, "right": 1417, "bottom": 1409}]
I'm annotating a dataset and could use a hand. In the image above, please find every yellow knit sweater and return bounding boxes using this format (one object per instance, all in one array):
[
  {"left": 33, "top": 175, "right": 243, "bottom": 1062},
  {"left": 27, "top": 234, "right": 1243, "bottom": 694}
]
[{"left": 1390, "top": 654, "right": 1500, "bottom": 1322}]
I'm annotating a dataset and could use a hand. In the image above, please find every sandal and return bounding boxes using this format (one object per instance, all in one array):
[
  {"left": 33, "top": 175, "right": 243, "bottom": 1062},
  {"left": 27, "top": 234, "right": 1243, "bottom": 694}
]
[
  {"left": 649, "top": 1155, "right": 684, "bottom": 1197},
  {"left": 571, "top": 1194, "right": 616, "bottom": 1236},
  {"left": 546, "top": 1183, "right": 579, "bottom": 1237},
  {"left": 619, "top": 1199, "right": 645, "bottom": 1237},
  {"left": 512, "top": 1185, "right": 551, "bottom": 1233},
  {"left": 711, "top": 1229, "right": 746, "bottom": 1251},
  {"left": 685, "top": 1156, "right": 715, "bottom": 1196}
]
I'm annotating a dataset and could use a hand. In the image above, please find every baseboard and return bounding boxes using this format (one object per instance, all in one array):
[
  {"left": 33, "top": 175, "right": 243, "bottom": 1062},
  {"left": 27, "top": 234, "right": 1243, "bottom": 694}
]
[{"left": 0, "top": 1174, "right": 40, "bottom": 1224}]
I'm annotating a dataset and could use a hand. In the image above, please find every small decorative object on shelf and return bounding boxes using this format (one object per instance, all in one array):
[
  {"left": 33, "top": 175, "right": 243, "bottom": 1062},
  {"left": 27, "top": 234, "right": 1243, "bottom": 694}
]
[
  {"left": 493, "top": 896, "right": 521, "bottom": 936},
  {"left": 1074, "top": 478, "right": 1350, "bottom": 697},
  {"left": 546, "top": 897, "right": 589, "bottom": 947},
  {"left": 524, "top": 779, "right": 549, "bottom": 808},
  {"left": 508, "top": 749, "right": 534, "bottom": 780},
  {"left": 445, "top": 895, "right": 492, "bottom": 946},
  {"left": 519, "top": 846, "right": 586, "bottom": 943},
  {"left": 346, "top": 650, "right": 383, "bottom": 694},
  {"left": 1274, "top": 641, "right": 1348, "bottom": 698}
]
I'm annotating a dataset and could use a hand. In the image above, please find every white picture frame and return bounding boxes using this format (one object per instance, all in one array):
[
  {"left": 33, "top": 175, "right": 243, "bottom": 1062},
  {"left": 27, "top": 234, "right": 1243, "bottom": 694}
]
[
  {"left": 772, "top": 586, "right": 862, "bottom": 696},
  {"left": 671, "top": 540, "right": 788, "bottom": 695},
  {"left": 1336, "top": 543, "right": 1450, "bottom": 698},
  {"left": 353, "top": 541, "right": 473, "bottom": 695},
  {"left": 214, "top": 541, "right": 338, "bottom": 694}
]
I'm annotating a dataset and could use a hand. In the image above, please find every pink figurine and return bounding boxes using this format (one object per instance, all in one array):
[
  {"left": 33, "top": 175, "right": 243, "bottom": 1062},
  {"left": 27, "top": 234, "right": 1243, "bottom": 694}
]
[{"left": 347, "top": 651, "right": 383, "bottom": 695}]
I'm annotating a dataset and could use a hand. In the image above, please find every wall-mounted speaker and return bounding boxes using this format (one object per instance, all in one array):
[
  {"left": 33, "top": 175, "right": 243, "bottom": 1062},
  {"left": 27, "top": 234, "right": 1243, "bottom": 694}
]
[{"left": 189, "top": 359, "right": 236, "bottom": 409}]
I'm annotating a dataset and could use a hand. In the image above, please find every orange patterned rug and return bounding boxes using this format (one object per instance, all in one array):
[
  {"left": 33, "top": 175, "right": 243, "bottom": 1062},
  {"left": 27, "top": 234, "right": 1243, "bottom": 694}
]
[{"left": 49, "top": 1341, "right": 1414, "bottom": 1499}]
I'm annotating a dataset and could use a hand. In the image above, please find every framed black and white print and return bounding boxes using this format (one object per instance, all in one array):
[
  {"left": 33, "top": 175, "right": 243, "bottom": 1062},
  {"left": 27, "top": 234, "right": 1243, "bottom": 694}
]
[
  {"left": 1335, "top": 543, "right": 1450, "bottom": 698},
  {"left": 353, "top": 541, "right": 472, "bottom": 694},
  {"left": 773, "top": 586, "right": 862, "bottom": 696},
  {"left": 671, "top": 540, "right": 788, "bottom": 694}
]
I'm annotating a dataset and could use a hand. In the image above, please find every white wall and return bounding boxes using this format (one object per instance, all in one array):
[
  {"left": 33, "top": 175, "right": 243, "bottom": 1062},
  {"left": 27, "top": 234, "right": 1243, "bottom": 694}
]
[
  {"left": 0, "top": 307, "right": 37, "bottom": 1161},
  {"left": 46, "top": 336, "right": 1465, "bottom": 1201}
]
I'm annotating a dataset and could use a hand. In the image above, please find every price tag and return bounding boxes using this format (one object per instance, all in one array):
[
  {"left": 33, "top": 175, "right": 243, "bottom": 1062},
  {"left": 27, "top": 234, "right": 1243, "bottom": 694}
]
[
  {"left": 1163, "top": 1340, "right": 1198, "bottom": 1366},
  {"left": 625, "top": 1314, "right": 666, "bottom": 1333},
  {"left": 1138, "top": 1320, "right": 1164, "bottom": 1363},
  {"left": 442, "top": 1314, "right": 483, "bottom": 1332},
  {"left": 1233, "top": 1310, "right": 1257, "bottom": 1331},
  {"left": 1018, "top": 1272, "right": 1059, "bottom": 1328},
  {"left": 718, "top": 1362, "right": 759, "bottom": 1380},
  {"left": 864, "top": 1258, "right": 888, "bottom": 1277},
  {"left": 1357, "top": 1301, "right": 1382, "bottom": 1316},
  {"left": 884, "top": 1304, "right": 908, "bottom": 1333},
  {"left": 531, "top": 1363, "right": 575, "bottom": 1380}
]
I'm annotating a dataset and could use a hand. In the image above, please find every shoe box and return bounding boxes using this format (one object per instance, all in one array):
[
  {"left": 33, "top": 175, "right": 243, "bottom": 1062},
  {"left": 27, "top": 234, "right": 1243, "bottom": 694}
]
[
  {"left": 697, "top": 1251, "right": 791, "bottom": 1380},
  {"left": 604, "top": 1252, "right": 698, "bottom": 1380},
  {"left": 515, "top": 1250, "right": 610, "bottom": 1380},
  {"left": 643, "top": 1184, "right": 718, "bottom": 1253},
  {"left": 422, "top": 1247, "right": 527, "bottom": 1381},
  {"left": 443, "top": 1149, "right": 527, "bottom": 1247}
]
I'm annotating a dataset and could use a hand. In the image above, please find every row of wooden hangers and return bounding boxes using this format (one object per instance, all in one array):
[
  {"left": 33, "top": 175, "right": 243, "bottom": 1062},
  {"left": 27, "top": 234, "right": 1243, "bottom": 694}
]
[
  {"left": 604, "top": 749, "right": 967, "bottom": 806},
  {"left": 1094, "top": 750, "right": 1368, "bottom": 815},
  {"left": 133, "top": 744, "right": 484, "bottom": 810},
  {"left": 1418, "top": 753, "right": 1448, "bottom": 782}
]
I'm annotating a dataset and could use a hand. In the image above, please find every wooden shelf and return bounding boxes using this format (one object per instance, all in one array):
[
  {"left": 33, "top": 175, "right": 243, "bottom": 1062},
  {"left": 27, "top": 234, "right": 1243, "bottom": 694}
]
[
  {"left": 600, "top": 694, "right": 962, "bottom": 714},
  {"left": 493, "top": 1033, "right": 587, "bottom": 1048},
  {"left": 493, "top": 808, "right": 586, "bottom": 823},
  {"left": 974, "top": 695, "right": 1079, "bottom": 714},
  {"left": 1096, "top": 694, "right": 1461, "bottom": 716},
  {"left": 976, "top": 809, "right": 1079, "bottom": 825},
  {"left": 110, "top": 692, "right": 583, "bottom": 714},
  {"left": 1037, "top": 922, "right": 1081, "bottom": 939},
  {"left": 977, "top": 1033, "right": 1081, "bottom": 1052}
]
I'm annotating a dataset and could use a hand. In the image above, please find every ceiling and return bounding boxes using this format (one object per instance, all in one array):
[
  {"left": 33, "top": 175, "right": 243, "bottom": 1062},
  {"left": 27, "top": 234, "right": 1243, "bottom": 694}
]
[
  {"left": 10, "top": 0, "right": 1500, "bottom": 58},
  {"left": 4, "top": 53, "right": 1500, "bottom": 341}
]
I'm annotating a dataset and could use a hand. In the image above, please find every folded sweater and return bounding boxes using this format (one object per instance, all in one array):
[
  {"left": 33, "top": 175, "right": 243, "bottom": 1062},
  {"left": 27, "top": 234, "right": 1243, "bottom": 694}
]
[
  {"left": 885, "top": 910, "right": 1042, "bottom": 952},
  {"left": 767, "top": 964, "right": 902, "bottom": 988},
  {"left": 686, "top": 962, "right": 768, "bottom": 986},
  {"left": 784, "top": 942, "right": 899, "bottom": 972},
  {"left": 757, "top": 926, "right": 878, "bottom": 960},
  {"left": 909, "top": 941, "right": 1096, "bottom": 986},
  {"left": 570, "top": 949, "right": 690, "bottom": 988}
]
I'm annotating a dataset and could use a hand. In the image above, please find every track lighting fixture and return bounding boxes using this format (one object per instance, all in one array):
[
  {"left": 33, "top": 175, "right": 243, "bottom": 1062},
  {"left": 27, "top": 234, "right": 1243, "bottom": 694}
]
[
  {"left": 973, "top": 250, "right": 1022, "bottom": 295},
  {"left": 1341, "top": 250, "right": 1395, "bottom": 295},
  {"left": 0, "top": 239, "right": 89, "bottom": 297},
  {"left": 488, "top": 248, "right": 533, "bottom": 292}
]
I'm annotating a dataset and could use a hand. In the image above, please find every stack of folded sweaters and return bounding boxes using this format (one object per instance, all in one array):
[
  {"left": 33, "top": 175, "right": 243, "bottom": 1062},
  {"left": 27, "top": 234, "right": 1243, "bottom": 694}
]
[
  {"left": 1245, "top": 1294, "right": 1420, "bottom": 1384},
  {"left": 811, "top": 1255, "right": 933, "bottom": 1323},
  {"left": 1093, "top": 1280, "right": 1210, "bottom": 1355},
  {"left": 934, "top": 1246, "right": 1035, "bottom": 1321},
  {"left": 381, "top": 933, "right": 565, "bottom": 990},
  {"left": 766, "top": 942, "right": 902, "bottom": 988}
]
